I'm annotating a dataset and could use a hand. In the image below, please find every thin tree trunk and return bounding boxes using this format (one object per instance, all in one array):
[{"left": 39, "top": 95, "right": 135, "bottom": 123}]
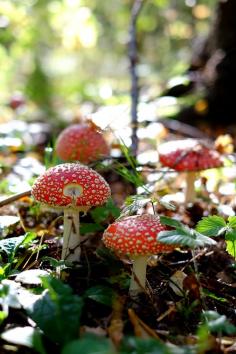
[{"left": 128, "top": 0, "right": 145, "bottom": 158}]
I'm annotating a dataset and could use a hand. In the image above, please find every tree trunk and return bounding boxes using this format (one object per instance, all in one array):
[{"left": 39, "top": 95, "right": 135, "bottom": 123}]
[{"left": 174, "top": 0, "right": 236, "bottom": 131}]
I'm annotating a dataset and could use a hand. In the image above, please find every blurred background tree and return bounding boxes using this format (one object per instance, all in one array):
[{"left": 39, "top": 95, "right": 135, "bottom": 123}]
[{"left": 0, "top": 0, "right": 219, "bottom": 124}]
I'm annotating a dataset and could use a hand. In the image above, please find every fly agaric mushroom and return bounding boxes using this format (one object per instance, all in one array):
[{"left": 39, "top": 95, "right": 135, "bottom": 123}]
[
  {"left": 55, "top": 122, "right": 110, "bottom": 164},
  {"left": 102, "top": 214, "right": 174, "bottom": 296},
  {"left": 158, "top": 139, "right": 223, "bottom": 203},
  {"left": 32, "top": 163, "right": 111, "bottom": 262}
]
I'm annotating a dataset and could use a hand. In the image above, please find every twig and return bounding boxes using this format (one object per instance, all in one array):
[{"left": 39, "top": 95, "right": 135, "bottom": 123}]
[
  {"left": 128, "top": 0, "right": 146, "bottom": 158},
  {"left": 128, "top": 308, "right": 161, "bottom": 339},
  {"left": 158, "top": 118, "right": 211, "bottom": 140},
  {"left": 0, "top": 189, "right": 31, "bottom": 208}
]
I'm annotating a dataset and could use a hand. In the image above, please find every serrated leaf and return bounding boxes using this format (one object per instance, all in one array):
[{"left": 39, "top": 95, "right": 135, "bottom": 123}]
[
  {"left": 160, "top": 216, "right": 183, "bottom": 229},
  {"left": 62, "top": 335, "right": 113, "bottom": 354},
  {"left": 158, "top": 229, "right": 216, "bottom": 249},
  {"left": 228, "top": 216, "right": 236, "bottom": 229},
  {"left": 225, "top": 230, "right": 236, "bottom": 259},
  {"left": 27, "top": 277, "right": 83, "bottom": 345},
  {"left": 159, "top": 199, "right": 176, "bottom": 211},
  {"left": 85, "top": 285, "right": 115, "bottom": 307},
  {"left": 196, "top": 216, "right": 226, "bottom": 236}
]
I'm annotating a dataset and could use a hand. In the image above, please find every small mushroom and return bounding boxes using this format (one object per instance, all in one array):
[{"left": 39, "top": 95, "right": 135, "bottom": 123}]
[
  {"left": 32, "top": 163, "right": 111, "bottom": 262},
  {"left": 158, "top": 139, "right": 223, "bottom": 203},
  {"left": 102, "top": 214, "right": 174, "bottom": 296},
  {"left": 55, "top": 122, "right": 110, "bottom": 164}
]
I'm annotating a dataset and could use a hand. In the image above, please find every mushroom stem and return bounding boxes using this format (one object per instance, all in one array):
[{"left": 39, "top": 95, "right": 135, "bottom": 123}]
[
  {"left": 62, "top": 209, "right": 81, "bottom": 262},
  {"left": 185, "top": 171, "right": 197, "bottom": 204},
  {"left": 129, "top": 255, "right": 149, "bottom": 296}
]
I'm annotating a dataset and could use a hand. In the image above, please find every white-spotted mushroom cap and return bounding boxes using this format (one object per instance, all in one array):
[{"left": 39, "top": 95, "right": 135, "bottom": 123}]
[
  {"left": 158, "top": 139, "right": 223, "bottom": 172},
  {"left": 55, "top": 123, "right": 110, "bottom": 163},
  {"left": 32, "top": 163, "right": 111, "bottom": 208},
  {"left": 102, "top": 214, "right": 174, "bottom": 256}
]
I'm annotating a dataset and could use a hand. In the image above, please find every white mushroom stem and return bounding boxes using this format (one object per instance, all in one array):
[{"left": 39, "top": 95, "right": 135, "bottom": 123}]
[
  {"left": 62, "top": 209, "right": 81, "bottom": 262},
  {"left": 129, "top": 255, "right": 149, "bottom": 296},
  {"left": 185, "top": 171, "right": 197, "bottom": 204}
]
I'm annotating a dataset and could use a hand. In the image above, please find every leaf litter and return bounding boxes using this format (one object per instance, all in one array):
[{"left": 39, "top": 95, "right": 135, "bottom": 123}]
[{"left": 0, "top": 120, "right": 235, "bottom": 353}]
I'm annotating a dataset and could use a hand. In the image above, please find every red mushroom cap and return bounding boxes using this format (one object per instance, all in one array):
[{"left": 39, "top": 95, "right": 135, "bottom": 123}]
[
  {"left": 31, "top": 163, "right": 111, "bottom": 208},
  {"left": 55, "top": 123, "right": 110, "bottom": 163},
  {"left": 9, "top": 92, "right": 25, "bottom": 110},
  {"left": 158, "top": 139, "right": 223, "bottom": 172},
  {"left": 102, "top": 214, "right": 174, "bottom": 256}
]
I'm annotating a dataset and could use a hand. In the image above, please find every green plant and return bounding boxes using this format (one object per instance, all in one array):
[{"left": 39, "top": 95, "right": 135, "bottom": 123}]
[
  {"left": 80, "top": 198, "right": 120, "bottom": 235},
  {"left": 158, "top": 216, "right": 216, "bottom": 248},
  {"left": 0, "top": 232, "right": 37, "bottom": 280},
  {"left": 196, "top": 215, "right": 236, "bottom": 259},
  {"left": 27, "top": 276, "right": 84, "bottom": 346},
  {"left": 114, "top": 137, "right": 145, "bottom": 189}
]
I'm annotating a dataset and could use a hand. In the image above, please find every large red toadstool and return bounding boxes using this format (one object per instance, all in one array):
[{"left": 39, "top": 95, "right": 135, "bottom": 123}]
[
  {"left": 55, "top": 122, "right": 110, "bottom": 164},
  {"left": 102, "top": 214, "right": 174, "bottom": 296},
  {"left": 32, "top": 163, "right": 111, "bottom": 262},
  {"left": 158, "top": 139, "right": 223, "bottom": 203}
]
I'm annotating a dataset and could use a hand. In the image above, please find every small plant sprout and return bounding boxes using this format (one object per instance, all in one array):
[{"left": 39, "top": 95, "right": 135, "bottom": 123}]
[
  {"left": 102, "top": 214, "right": 175, "bottom": 297},
  {"left": 158, "top": 216, "right": 217, "bottom": 249},
  {"left": 158, "top": 139, "right": 223, "bottom": 204},
  {"left": 32, "top": 163, "right": 111, "bottom": 263},
  {"left": 55, "top": 121, "right": 110, "bottom": 164},
  {"left": 196, "top": 215, "right": 236, "bottom": 259}
]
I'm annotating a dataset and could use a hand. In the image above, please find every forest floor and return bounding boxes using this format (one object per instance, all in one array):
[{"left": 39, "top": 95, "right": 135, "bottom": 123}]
[{"left": 0, "top": 117, "right": 235, "bottom": 354}]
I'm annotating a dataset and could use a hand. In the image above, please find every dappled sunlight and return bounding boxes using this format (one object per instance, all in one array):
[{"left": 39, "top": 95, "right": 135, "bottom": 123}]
[{"left": 0, "top": 1, "right": 236, "bottom": 353}]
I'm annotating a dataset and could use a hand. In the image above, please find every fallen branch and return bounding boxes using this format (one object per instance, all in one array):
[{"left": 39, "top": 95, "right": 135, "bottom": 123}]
[{"left": 0, "top": 189, "right": 31, "bottom": 208}]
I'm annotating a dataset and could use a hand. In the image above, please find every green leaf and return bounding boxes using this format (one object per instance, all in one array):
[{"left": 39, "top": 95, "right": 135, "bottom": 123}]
[
  {"left": 225, "top": 230, "right": 236, "bottom": 259},
  {"left": 228, "top": 216, "right": 236, "bottom": 229},
  {"left": 62, "top": 335, "right": 114, "bottom": 354},
  {"left": 203, "top": 311, "right": 236, "bottom": 335},
  {"left": 196, "top": 216, "right": 227, "bottom": 237},
  {"left": 0, "top": 311, "right": 7, "bottom": 325},
  {"left": 0, "top": 235, "right": 25, "bottom": 259},
  {"left": 85, "top": 285, "right": 115, "bottom": 307},
  {"left": 0, "top": 232, "right": 37, "bottom": 262},
  {"left": 41, "top": 256, "right": 66, "bottom": 268},
  {"left": 21, "top": 232, "right": 37, "bottom": 246},
  {"left": 160, "top": 216, "right": 183, "bottom": 229},
  {"left": 120, "top": 337, "right": 172, "bottom": 354},
  {"left": 121, "top": 195, "right": 151, "bottom": 217},
  {"left": 27, "top": 277, "right": 83, "bottom": 345},
  {"left": 80, "top": 223, "right": 103, "bottom": 235},
  {"left": 159, "top": 199, "right": 176, "bottom": 211},
  {"left": 1, "top": 326, "right": 46, "bottom": 354},
  {"left": 203, "top": 289, "right": 227, "bottom": 303},
  {"left": 158, "top": 229, "right": 216, "bottom": 249},
  {"left": 91, "top": 198, "right": 120, "bottom": 224}
]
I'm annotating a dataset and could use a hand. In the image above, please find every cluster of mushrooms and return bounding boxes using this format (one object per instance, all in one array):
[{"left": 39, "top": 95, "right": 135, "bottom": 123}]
[{"left": 31, "top": 121, "right": 224, "bottom": 297}]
